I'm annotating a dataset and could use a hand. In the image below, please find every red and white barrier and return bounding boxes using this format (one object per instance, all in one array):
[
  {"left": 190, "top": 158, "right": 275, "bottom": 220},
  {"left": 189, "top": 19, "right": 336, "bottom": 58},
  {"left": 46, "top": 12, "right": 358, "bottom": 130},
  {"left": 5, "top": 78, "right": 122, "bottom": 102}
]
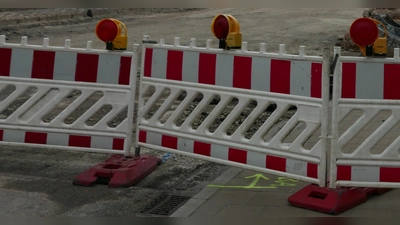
[
  {"left": 330, "top": 47, "right": 400, "bottom": 188},
  {"left": 0, "top": 35, "right": 138, "bottom": 155},
  {"left": 136, "top": 36, "right": 331, "bottom": 186}
]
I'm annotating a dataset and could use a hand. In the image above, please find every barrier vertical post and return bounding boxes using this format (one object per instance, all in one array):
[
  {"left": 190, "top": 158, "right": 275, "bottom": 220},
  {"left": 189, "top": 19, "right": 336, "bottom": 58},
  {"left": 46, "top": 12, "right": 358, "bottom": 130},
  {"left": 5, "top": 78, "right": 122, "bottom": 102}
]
[
  {"left": 320, "top": 48, "right": 331, "bottom": 187},
  {"left": 124, "top": 44, "right": 139, "bottom": 156},
  {"left": 329, "top": 46, "right": 341, "bottom": 189}
]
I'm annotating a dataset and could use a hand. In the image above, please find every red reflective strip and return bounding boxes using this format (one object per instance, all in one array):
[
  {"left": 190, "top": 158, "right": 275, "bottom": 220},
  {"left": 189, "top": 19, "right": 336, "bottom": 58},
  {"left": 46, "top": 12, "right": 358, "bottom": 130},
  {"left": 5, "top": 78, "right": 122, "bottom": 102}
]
[
  {"left": 0, "top": 48, "right": 12, "bottom": 76},
  {"left": 31, "top": 50, "right": 55, "bottom": 80},
  {"left": 228, "top": 148, "right": 247, "bottom": 164},
  {"left": 75, "top": 53, "right": 99, "bottom": 83},
  {"left": 25, "top": 132, "right": 47, "bottom": 144},
  {"left": 139, "top": 130, "right": 147, "bottom": 143},
  {"left": 270, "top": 59, "right": 290, "bottom": 94},
  {"left": 380, "top": 167, "right": 400, "bottom": 182},
  {"left": 194, "top": 141, "right": 211, "bottom": 156},
  {"left": 69, "top": 135, "right": 91, "bottom": 148},
  {"left": 233, "top": 56, "right": 252, "bottom": 89},
  {"left": 341, "top": 63, "right": 356, "bottom": 98},
  {"left": 112, "top": 138, "right": 124, "bottom": 150},
  {"left": 166, "top": 50, "right": 183, "bottom": 81},
  {"left": 161, "top": 135, "right": 177, "bottom": 149},
  {"left": 337, "top": 165, "right": 351, "bottom": 181},
  {"left": 310, "top": 62, "right": 323, "bottom": 98},
  {"left": 383, "top": 64, "right": 400, "bottom": 100},
  {"left": 307, "top": 163, "right": 318, "bottom": 179},
  {"left": 198, "top": 53, "right": 216, "bottom": 85},
  {"left": 0, "top": 130, "right": 4, "bottom": 141},
  {"left": 144, "top": 48, "right": 153, "bottom": 77},
  {"left": 118, "top": 56, "right": 131, "bottom": 85},
  {"left": 266, "top": 155, "right": 286, "bottom": 172}
]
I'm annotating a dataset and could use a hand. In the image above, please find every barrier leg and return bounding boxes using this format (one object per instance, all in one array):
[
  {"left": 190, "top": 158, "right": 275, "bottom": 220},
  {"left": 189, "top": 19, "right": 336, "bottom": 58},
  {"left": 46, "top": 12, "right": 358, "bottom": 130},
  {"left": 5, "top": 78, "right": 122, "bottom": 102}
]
[
  {"left": 288, "top": 184, "right": 391, "bottom": 215},
  {"left": 73, "top": 148, "right": 161, "bottom": 188}
]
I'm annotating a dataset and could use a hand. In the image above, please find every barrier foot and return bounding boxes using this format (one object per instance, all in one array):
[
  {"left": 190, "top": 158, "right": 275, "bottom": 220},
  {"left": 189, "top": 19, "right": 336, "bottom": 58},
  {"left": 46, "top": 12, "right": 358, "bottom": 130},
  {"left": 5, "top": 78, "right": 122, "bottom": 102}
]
[
  {"left": 73, "top": 154, "right": 162, "bottom": 188},
  {"left": 287, "top": 184, "right": 391, "bottom": 215}
]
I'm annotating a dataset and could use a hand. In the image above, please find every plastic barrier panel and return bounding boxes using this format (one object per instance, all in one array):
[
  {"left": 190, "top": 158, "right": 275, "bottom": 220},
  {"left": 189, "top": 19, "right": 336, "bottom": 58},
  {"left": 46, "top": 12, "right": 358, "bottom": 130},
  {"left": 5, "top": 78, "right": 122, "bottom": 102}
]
[
  {"left": 330, "top": 47, "right": 400, "bottom": 188},
  {"left": 136, "top": 37, "right": 330, "bottom": 186},
  {"left": 0, "top": 35, "right": 138, "bottom": 155}
]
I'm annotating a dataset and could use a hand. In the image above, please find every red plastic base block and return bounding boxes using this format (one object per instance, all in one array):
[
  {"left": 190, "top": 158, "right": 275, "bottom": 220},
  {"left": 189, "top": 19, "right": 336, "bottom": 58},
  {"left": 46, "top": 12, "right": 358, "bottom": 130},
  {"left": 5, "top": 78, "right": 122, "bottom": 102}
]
[
  {"left": 73, "top": 154, "right": 162, "bottom": 188},
  {"left": 288, "top": 184, "right": 391, "bottom": 215}
]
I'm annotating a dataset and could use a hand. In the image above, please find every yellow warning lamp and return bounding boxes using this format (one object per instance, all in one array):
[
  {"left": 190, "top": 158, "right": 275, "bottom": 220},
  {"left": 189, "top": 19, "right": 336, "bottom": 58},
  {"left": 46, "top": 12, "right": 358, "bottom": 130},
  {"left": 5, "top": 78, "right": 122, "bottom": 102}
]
[
  {"left": 211, "top": 14, "right": 242, "bottom": 50},
  {"left": 349, "top": 17, "right": 388, "bottom": 57},
  {"left": 95, "top": 18, "right": 128, "bottom": 51}
]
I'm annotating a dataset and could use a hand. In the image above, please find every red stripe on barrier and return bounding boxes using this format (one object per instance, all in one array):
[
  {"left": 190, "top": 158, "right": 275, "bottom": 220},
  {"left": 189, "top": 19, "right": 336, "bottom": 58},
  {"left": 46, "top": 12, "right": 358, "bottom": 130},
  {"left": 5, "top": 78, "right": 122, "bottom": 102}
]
[
  {"left": 383, "top": 64, "right": 400, "bottom": 100},
  {"left": 307, "top": 163, "right": 318, "bottom": 179},
  {"left": 69, "top": 135, "right": 91, "bottom": 148},
  {"left": 341, "top": 63, "right": 356, "bottom": 98},
  {"left": 25, "top": 132, "right": 47, "bottom": 144},
  {"left": 337, "top": 165, "right": 351, "bottom": 181},
  {"left": 266, "top": 155, "right": 286, "bottom": 172},
  {"left": 270, "top": 59, "right": 290, "bottom": 94},
  {"left": 228, "top": 148, "right": 247, "bottom": 164},
  {"left": 194, "top": 141, "right": 211, "bottom": 156},
  {"left": 144, "top": 48, "right": 153, "bottom": 77},
  {"left": 166, "top": 50, "right": 183, "bottom": 81},
  {"left": 118, "top": 56, "right": 131, "bottom": 85},
  {"left": 198, "top": 53, "right": 216, "bottom": 85},
  {"left": 112, "top": 138, "right": 124, "bottom": 150},
  {"left": 139, "top": 130, "right": 147, "bottom": 143},
  {"left": 310, "top": 62, "right": 322, "bottom": 98},
  {"left": 233, "top": 56, "right": 252, "bottom": 89},
  {"left": 161, "top": 135, "right": 178, "bottom": 149},
  {"left": 380, "top": 167, "right": 400, "bottom": 182},
  {"left": 0, "top": 130, "right": 4, "bottom": 141},
  {"left": 31, "top": 50, "right": 55, "bottom": 80},
  {"left": 75, "top": 53, "right": 99, "bottom": 83},
  {"left": 0, "top": 48, "right": 12, "bottom": 76}
]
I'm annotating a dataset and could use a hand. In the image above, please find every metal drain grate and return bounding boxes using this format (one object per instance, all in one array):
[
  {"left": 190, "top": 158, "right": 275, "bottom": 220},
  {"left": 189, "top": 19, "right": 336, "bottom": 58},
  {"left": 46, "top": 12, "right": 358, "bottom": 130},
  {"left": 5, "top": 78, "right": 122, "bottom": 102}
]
[{"left": 138, "top": 194, "right": 190, "bottom": 216}]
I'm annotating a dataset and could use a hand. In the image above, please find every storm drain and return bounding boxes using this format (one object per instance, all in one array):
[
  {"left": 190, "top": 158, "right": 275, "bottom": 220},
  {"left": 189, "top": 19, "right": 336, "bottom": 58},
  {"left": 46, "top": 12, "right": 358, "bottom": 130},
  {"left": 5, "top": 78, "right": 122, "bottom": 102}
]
[{"left": 138, "top": 194, "right": 190, "bottom": 216}]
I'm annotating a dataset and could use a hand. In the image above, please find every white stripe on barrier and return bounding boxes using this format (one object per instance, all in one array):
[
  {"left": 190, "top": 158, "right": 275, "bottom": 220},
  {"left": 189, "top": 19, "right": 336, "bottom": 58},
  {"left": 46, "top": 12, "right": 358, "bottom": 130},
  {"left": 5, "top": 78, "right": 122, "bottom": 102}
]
[
  {"left": 355, "top": 62, "right": 384, "bottom": 99},
  {"left": 182, "top": 51, "right": 199, "bottom": 83},
  {"left": 53, "top": 51, "right": 77, "bottom": 81},
  {"left": 47, "top": 133, "right": 69, "bottom": 146},
  {"left": 215, "top": 54, "right": 234, "bottom": 87},
  {"left": 152, "top": 48, "right": 168, "bottom": 79},
  {"left": 211, "top": 144, "right": 229, "bottom": 161},
  {"left": 3, "top": 129, "right": 25, "bottom": 142},
  {"left": 251, "top": 57, "right": 271, "bottom": 92},
  {"left": 97, "top": 54, "right": 121, "bottom": 85},
  {"left": 10, "top": 48, "right": 33, "bottom": 78},
  {"left": 290, "top": 61, "right": 311, "bottom": 97},
  {"left": 350, "top": 166, "right": 380, "bottom": 182}
]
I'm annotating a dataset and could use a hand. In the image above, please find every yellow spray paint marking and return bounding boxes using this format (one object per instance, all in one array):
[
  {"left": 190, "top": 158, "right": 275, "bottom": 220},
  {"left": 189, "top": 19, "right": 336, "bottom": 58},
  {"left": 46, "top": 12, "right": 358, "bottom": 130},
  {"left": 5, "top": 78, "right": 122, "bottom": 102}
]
[{"left": 207, "top": 174, "right": 299, "bottom": 189}]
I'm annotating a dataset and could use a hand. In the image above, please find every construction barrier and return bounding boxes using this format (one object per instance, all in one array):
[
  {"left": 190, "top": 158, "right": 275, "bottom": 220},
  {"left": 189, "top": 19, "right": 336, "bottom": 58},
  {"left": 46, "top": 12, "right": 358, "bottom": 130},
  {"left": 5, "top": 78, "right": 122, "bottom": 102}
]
[
  {"left": 0, "top": 35, "right": 138, "bottom": 155},
  {"left": 136, "top": 36, "right": 331, "bottom": 186},
  {"left": 330, "top": 46, "right": 400, "bottom": 189}
]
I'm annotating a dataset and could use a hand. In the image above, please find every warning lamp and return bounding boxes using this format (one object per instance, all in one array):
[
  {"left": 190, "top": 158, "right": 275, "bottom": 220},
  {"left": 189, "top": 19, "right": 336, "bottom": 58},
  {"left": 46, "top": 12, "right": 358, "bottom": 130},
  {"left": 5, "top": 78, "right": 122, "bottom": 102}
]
[
  {"left": 95, "top": 18, "right": 128, "bottom": 51},
  {"left": 211, "top": 14, "right": 242, "bottom": 50},
  {"left": 349, "top": 17, "right": 388, "bottom": 57}
]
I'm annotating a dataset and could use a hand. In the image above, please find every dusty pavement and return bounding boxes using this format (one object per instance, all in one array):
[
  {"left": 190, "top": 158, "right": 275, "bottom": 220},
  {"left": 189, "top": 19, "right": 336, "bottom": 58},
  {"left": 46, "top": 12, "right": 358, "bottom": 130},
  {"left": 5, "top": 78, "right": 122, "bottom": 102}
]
[{"left": 0, "top": 8, "right": 366, "bottom": 217}]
